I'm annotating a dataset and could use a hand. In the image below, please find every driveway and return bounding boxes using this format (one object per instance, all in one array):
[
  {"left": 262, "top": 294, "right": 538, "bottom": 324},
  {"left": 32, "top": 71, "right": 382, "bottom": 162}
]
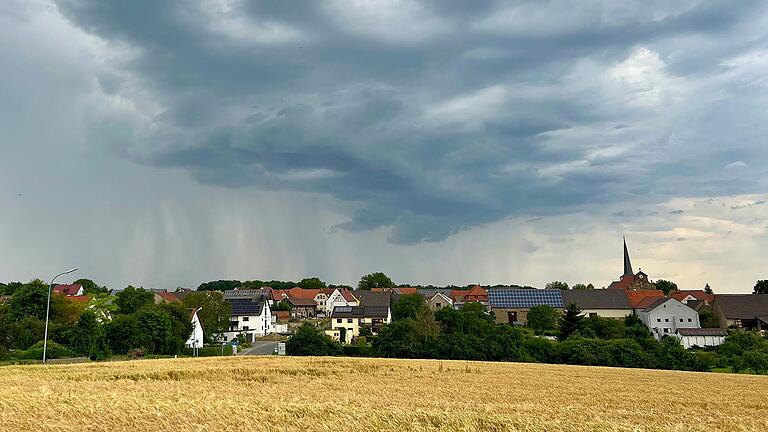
[{"left": 237, "top": 341, "right": 278, "bottom": 356}]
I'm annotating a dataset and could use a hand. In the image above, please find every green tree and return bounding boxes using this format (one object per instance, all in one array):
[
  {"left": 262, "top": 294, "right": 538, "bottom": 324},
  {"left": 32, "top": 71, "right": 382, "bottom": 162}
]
[
  {"left": 754, "top": 280, "right": 768, "bottom": 294},
  {"left": 358, "top": 272, "right": 396, "bottom": 290},
  {"left": 558, "top": 303, "right": 583, "bottom": 341},
  {"left": 197, "top": 280, "right": 243, "bottom": 292},
  {"left": 114, "top": 286, "right": 154, "bottom": 315},
  {"left": 6, "top": 279, "right": 50, "bottom": 321},
  {"left": 704, "top": 284, "right": 713, "bottom": 295},
  {"left": 135, "top": 305, "right": 174, "bottom": 354},
  {"left": 527, "top": 305, "right": 560, "bottom": 333},
  {"left": 572, "top": 283, "right": 594, "bottom": 290},
  {"left": 73, "top": 278, "right": 109, "bottom": 295},
  {"left": 105, "top": 314, "right": 140, "bottom": 354},
  {"left": 157, "top": 302, "right": 194, "bottom": 354},
  {"left": 298, "top": 277, "right": 327, "bottom": 289},
  {"left": 392, "top": 294, "right": 428, "bottom": 321},
  {"left": 698, "top": 307, "right": 719, "bottom": 328},
  {"left": 545, "top": 281, "right": 569, "bottom": 290},
  {"left": 286, "top": 323, "right": 341, "bottom": 356},
  {"left": 182, "top": 290, "right": 231, "bottom": 342},
  {"left": 655, "top": 279, "right": 678, "bottom": 295},
  {"left": 740, "top": 350, "right": 768, "bottom": 374}
]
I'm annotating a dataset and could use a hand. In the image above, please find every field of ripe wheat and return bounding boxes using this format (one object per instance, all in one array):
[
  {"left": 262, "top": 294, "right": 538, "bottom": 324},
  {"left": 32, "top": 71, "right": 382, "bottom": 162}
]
[{"left": 0, "top": 357, "right": 766, "bottom": 432}]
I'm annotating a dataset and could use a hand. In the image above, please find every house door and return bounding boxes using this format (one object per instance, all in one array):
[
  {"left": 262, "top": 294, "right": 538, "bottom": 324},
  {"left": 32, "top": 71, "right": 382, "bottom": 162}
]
[{"left": 507, "top": 311, "right": 518, "bottom": 324}]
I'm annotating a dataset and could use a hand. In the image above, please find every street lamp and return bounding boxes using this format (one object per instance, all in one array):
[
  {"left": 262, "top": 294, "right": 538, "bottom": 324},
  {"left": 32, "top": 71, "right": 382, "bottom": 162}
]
[{"left": 43, "top": 267, "right": 78, "bottom": 364}]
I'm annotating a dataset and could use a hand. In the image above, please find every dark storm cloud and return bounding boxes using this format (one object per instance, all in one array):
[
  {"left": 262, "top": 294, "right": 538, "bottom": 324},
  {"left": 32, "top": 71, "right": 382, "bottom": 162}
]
[{"left": 53, "top": 0, "right": 768, "bottom": 243}]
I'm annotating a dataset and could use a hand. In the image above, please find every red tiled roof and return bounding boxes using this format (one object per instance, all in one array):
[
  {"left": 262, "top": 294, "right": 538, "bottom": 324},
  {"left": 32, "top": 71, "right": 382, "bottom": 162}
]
[
  {"left": 285, "top": 287, "right": 321, "bottom": 300},
  {"left": 67, "top": 295, "right": 91, "bottom": 303},
  {"left": 157, "top": 292, "right": 182, "bottom": 303},
  {"left": 339, "top": 289, "right": 357, "bottom": 302},
  {"left": 670, "top": 290, "right": 714, "bottom": 304},
  {"left": 53, "top": 284, "right": 83, "bottom": 296},
  {"left": 625, "top": 290, "right": 665, "bottom": 308},
  {"left": 452, "top": 285, "right": 488, "bottom": 302},
  {"left": 607, "top": 275, "right": 634, "bottom": 290}
]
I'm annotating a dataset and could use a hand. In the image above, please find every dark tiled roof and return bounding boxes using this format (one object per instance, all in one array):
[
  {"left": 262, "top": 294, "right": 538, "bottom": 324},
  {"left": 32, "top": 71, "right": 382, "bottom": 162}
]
[
  {"left": 677, "top": 328, "right": 728, "bottom": 336},
  {"left": 331, "top": 305, "right": 389, "bottom": 319},
  {"left": 488, "top": 289, "right": 564, "bottom": 309},
  {"left": 419, "top": 288, "right": 452, "bottom": 299},
  {"left": 223, "top": 289, "right": 265, "bottom": 299},
  {"left": 228, "top": 299, "right": 265, "bottom": 316},
  {"left": 561, "top": 290, "right": 631, "bottom": 309},
  {"left": 638, "top": 297, "right": 671, "bottom": 311},
  {"left": 714, "top": 294, "right": 768, "bottom": 319},
  {"left": 354, "top": 291, "right": 392, "bottom": 307},
  {"left": 287, "top": 297, "right": 317, "bottom": 307}
]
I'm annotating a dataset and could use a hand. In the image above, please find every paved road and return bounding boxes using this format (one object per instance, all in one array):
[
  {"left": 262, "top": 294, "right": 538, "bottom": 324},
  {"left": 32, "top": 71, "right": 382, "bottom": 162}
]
[{"left": 238, "top": 341, "right": 278, "bottom": 356}]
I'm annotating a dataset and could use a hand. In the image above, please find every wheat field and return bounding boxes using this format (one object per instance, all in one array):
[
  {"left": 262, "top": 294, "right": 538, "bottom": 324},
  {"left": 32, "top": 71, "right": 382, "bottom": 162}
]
[{"left": 0, "top": 356, "right": 766, "bottom": 432}]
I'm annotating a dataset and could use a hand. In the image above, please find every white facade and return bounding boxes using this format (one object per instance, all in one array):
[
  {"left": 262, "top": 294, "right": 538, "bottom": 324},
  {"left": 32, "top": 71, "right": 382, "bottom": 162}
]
[
  {"left": 185, "top": 308, "right": 205, "bottom": 349},
  {"left": 580, "top": 308, "right": 633, "bottom": 319},
  {"left": 637, "top": 298, "right": 700, "bottom": 339},
  {"left": 677, "top": 333, "right": 726, "bottom": 349},
  {"left": 222, "top": 302, "right": 274, "bottom": 342},
  {"left": 324, "top": 289, "right": 358, "bottom": 315}
]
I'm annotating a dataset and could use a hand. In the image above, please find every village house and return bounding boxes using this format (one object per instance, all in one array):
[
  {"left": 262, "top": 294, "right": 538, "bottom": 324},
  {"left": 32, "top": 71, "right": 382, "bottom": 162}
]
[
  {"left": 676, "top": 328, "right": 728, "bottom": 349},
  {"left": 451, "top": 285, "right": 489, "bottom": 309},
  {"left": 287, "top": 297, "right": 318, "bottom": 319},
  {"left": 53, "top": 284, "right": 84, "bottom": 296},
  {"left": 488, "top": 288, "right": 564, "bottom": 325},
  {"left": 561, "top": 290, "right": 633, "bottom": 319},
  {"left": 324, "top": 288, "right": 358, "bottom": 315},
  {"left": 421, "top": 289, "right": 453, "bottom": 311},
  {"left": 635, "top": 297, "right": 700, "bottom": 339},
  {"left": 712, "top": 294, "right": 768, "bottom": 330},
  {"left": 669, "top": 290, "right": 715, "bottom": 310},
  {"left": 222, "top": 297, "right": 273, "bottom": 343},
  {"left": 327, "top": 305, "right": 391, "bottom": 343},
  {"left": 185, "top": 307, "right": 204, "bottom": 349}
]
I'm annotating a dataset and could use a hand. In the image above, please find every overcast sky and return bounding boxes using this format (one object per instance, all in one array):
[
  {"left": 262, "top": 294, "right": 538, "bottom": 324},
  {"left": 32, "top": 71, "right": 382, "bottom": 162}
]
[{"left": 2, "top": 1, "right": 767, "bottom": 292}]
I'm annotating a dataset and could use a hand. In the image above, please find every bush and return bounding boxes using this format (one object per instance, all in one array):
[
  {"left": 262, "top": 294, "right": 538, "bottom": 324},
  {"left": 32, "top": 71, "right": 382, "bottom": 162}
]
[
  {"left": 127, "top": 347, "right": 145, "bottom": 359},
  {"left": 21, "top": 340, "right": 74, "bottom": 360},
  {"left": 182, "top": 345, "right": 234, "bottom": 357}
]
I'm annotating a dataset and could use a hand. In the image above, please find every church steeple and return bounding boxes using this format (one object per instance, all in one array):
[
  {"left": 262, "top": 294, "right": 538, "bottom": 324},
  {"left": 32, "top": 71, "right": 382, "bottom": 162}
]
[{"left": 623, "top": 236, "right": 634, "bottom": 277}]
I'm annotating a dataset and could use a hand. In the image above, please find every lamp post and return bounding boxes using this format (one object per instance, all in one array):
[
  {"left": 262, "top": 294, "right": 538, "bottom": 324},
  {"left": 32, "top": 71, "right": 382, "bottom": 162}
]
[{"left": 43, "top": 267, "right": 78, "bottom": 364}]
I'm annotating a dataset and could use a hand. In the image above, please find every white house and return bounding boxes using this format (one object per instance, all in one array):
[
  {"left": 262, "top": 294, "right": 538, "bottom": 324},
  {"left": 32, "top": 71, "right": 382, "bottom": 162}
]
[
  {"left": 636, "top": 297, "right": 700, "bottom": 339},
  {"left": 221, "top": 297, "right": 273, "bottom": 343},
  {"left": 324, "top": 288, "right": 358, "bottom": 315},
  {"left": 185, "top": 307, "right": 205, "bottom": 349},
  {"left": 676, "top": 328, "right": 728, "bottom": 349}
]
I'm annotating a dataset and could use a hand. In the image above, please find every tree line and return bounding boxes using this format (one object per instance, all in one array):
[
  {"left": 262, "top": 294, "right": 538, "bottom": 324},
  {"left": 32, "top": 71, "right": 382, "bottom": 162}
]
[
  {"left": 287, "top": 294, "right": 768, "bottom": 374},
  {"left": 0, "top": 279, "right": 232, "bottom": 361}
]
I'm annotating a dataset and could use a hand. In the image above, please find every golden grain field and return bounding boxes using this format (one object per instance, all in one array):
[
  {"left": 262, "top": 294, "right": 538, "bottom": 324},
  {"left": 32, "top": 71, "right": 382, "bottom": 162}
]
[{"left": 0, "top": 356, "right": 766, "bottom": 432}]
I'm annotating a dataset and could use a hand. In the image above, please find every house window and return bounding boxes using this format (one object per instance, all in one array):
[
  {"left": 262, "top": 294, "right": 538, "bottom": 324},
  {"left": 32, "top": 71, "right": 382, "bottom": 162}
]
[
  {"left": 337, "top": 319, "right": 342, "bottom": 323},
  {"left": 347, "top": 318, "right": 353, "bottom": 323},
  {"left": 436, "top": 302, "right": 442, "bottom": 308},
  {"left": 589, "top": 313, "right": 597, "bottom": 318},
  {"left": 679, "top": 318, "right": 683, "bottom": 323},
  {"left": 507, "top": 311, "right": 518, "bottom": 323},
  {"left": 688, "top": 318, "right": 692, "bottom": 322},
  {"left": 242, "top": 317, "right": 249, "bottom": 321},
  {"left": 663, "top": 328, "right": 669, "bottom": 333},
  {"left": 664, "top": 318, "right": 669, "bottom": 322},
  {"left": 656, "top": 318, "right": 661, "bottom": 322},
  {"left": 243, "top": 326, "right": 249, "bottom": 330}
]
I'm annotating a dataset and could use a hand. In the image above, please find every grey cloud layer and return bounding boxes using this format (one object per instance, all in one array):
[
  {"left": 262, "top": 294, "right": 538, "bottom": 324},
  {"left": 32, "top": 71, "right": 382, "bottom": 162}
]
[{"left": 53, "top": 0, "right": 768, "bottom": 243}]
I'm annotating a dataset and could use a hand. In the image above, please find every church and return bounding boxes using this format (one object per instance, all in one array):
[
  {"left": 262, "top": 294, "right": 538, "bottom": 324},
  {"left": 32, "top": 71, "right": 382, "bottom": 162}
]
[{"left": 607, "top": 238, "right": 657, "bottom": 291}]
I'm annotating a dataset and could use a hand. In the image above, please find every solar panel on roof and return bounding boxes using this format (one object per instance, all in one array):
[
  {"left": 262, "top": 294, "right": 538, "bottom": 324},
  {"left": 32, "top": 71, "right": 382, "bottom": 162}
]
[{"left": 488, "top": 289, "right": 564, "bottom": 308}]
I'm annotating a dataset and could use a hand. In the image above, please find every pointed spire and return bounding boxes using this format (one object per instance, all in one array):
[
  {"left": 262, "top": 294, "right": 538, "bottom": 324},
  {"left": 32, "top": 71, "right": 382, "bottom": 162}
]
[{"left": 623, "top": 236, "right": 634, "bottom": 276}]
